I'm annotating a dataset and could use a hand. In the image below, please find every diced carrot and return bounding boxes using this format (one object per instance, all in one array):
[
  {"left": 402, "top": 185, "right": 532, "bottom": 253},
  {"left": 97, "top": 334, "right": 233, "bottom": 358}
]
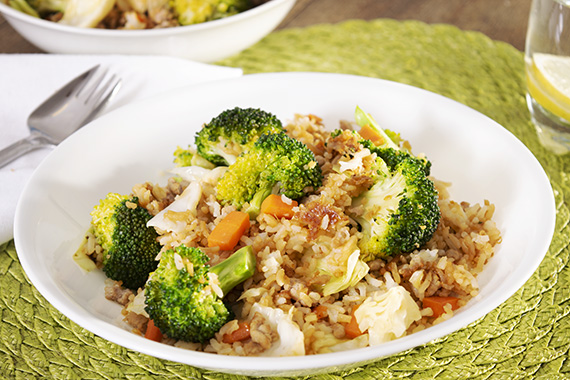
[
  {"left": 260, "top": 194, "right": 298, "bottom": 219},
  {"left": 358, "top": 124, "right": 384, "bottom": 146},
  {"left": 314, "top": 305, "right": 328, "bottom": 320},
  {"left": 207, "top": 211, "right": 250, "bottom": 250},
  {"left": 422, "top": 296, "right": 460, "bottom": 318},
  {"left": 145, "top": 319, "right": 163, "bottom": 342},
  {"left": 222, "top": 322, "right": 251, "bottom": 344},
  {"left": 344, "top": 305, "right": 363, "bottom": 339}
]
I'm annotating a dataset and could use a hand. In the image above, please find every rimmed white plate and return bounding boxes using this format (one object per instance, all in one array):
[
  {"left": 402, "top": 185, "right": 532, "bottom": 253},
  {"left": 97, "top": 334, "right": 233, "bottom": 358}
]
[{"left": 14, "top": 72, "right": 555, "bottom": 377}]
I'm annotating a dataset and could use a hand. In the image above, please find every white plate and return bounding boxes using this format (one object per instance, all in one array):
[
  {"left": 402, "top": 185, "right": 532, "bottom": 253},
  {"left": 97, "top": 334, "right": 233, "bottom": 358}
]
[{"left": 14, "top": 72, "right": 555, "bottom": 377}]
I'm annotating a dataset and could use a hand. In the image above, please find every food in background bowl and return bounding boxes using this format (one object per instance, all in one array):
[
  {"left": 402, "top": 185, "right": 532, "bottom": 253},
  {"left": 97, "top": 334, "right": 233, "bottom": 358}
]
[
  {"left": 0, "top": 0, "right": 295, "bottom": 62},
  {"left": 73, "top": 106, "right": 502, "bottom": 356},
  {"left": 2, "top": 0, "right": 271, "bottom": 29}
]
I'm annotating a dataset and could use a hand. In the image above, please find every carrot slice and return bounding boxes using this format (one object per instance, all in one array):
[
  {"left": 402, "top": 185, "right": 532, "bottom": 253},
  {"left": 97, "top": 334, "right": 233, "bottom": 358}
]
[
  {"left": 358, "top": 124, "right": 384, "bottom": 146},
  {"left": 314, "top": 305, "right": 328, "bottom": 320},
  {"left": 422, "top": 296, "right": 460, "bottom": 318},
  {"left": 222, "top": 322, "right": 251, "bottom": 344},
  {"left": 344, "top": 305, "right": 363, "bottom": 338},
  {"left": 145, "top": 319, "right": 163, "bottom": 342},
  {"left": 207, "top": 211, "right": 250, "bottom": 250},
  {"left": 260, "top": 194, "right": 298, "bottom": 219}
]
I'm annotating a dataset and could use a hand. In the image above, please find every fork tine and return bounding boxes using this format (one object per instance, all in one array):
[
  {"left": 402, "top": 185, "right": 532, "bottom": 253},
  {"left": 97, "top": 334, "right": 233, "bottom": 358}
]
[
  {"left": 85, "top": 73, "right": 119, "bottom": 106},
  {"left": 81, "top": 76, "right": 122, "bottom": 125},
  {"left": 92, "top": 75, "right": 122, "bottom": 112},
  {"left": 76, "top": 68, "right": 110, "bottom": 103},
  {"left": 68, "top": 65, "right": 101, "bottom": 98}
]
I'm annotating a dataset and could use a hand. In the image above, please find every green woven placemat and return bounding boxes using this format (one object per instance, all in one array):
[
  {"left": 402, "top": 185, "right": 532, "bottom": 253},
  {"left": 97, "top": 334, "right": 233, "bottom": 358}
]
[{"left": 2, "top": 19, "right": 570, "bottom": 379}]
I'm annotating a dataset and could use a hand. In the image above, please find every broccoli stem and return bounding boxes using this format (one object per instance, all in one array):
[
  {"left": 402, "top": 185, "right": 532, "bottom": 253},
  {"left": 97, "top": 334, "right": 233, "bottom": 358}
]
[
  {"left": 244, "top": 185, "right": 273, "bottom": 219},
  {"left": 209, "top": 245, "right": 256, "bottom": 296},
  {"left": 354, "top": 106, "right": 400, "bottom": 150}
]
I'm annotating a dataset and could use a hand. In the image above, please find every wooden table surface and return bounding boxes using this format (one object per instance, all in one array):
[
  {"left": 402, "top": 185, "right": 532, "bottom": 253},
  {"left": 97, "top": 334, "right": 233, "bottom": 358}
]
[{"left": 1, "top": 0, "right": 532, "bottom": 54}]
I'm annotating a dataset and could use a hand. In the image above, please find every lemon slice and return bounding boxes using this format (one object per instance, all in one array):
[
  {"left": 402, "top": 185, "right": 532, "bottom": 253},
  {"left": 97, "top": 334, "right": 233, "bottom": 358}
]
[
  {"left": 59, "top": 0, "right": 116, "bottom": 28},
  {"left": 527, "top": 53, "right": 570, "bottom": 122}
]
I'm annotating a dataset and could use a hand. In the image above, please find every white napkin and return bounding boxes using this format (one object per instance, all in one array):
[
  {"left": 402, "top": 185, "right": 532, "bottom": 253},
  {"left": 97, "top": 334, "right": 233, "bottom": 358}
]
[{"left": 0, "top": 54, "right": 242, "bottom": 244}]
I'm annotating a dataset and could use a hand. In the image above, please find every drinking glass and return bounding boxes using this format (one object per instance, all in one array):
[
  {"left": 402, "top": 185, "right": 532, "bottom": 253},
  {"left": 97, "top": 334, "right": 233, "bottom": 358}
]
[{"left": 525, "top": 0, "right": 570, "bottom": 154}]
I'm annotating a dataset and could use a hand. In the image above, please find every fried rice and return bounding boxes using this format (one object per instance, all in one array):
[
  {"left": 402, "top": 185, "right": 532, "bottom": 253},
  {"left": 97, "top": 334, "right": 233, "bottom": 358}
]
[{"left": 79, "top": 112, "right": 502, "bottom": 356}]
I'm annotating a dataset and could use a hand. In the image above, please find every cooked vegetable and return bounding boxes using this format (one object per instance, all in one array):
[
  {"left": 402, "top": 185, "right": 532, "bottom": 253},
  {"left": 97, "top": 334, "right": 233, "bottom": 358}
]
[
  {"left": 90, "top": 193, "right": 161, "bottom": 290},
  {"left": 422, "top": 296, "right": 460, "bottom": 318},
  {"left": 313, "top": 305, "right": 328, "bottom": 320},
  {"left": 350, "top": 107, "right": 440, "bottom": 260},
  {"left": 145, "top": 319, "right": 163, "bottom": 342},
  {"left": 173, "top": 146, "right": 216, "bottom": 168},
  {"left": 59, "top": 0, "right": 116, "bottom": 27},
  {"left": 195, "top": 107, "right": 284, "bottom": 166},
  {"left": 5, "top": 0, "right": 67, "bottom": 17},
  {"left": 353, "top": 286, "right": 422, "bottom": 345},
  {"left": 222, "top": 321, "right": 251, "bottom": 344},
  {"left": 216, "top": 131, "right": 322, "bottom": 217},
  {"left": 7, "top": 0, "right": 260, "bottom": 29},
  {"left": 354, "top": 106, "right": 400, "bottom": 150},
  {"left": 248, "top": 303, "right": 305, "bottom": 356},
  {"left": 350, "top": 147, "right": 440, "bottom": 259},
  {"left": 319, "top": 249, "right": 369, "bottom": 296},
  {"left": 260, "top": 194, "right": 298, "bottom": 219},
  {"left": 207, "top": 210, "right": 250, "bottom": 250},
  {"left": 344, "top": 305, "right": 363, "bottom": 339},
  {"left": 170, "top": 0, "right": 251, "bottom": 26},
  {"left": 147, "top": 166, "right": 229, "bottom": 233},
  {"left": 147, "top": 181, "right": 203, "bottom": 234},
  {"left": 357, "top": 123, "right": 384, "bottom": 146},
  {"left": 144, "top": 245, "right": 255, "bottom": 343},
  {"left": 5, "top": 0, "right": 40, "bottom": 17}
]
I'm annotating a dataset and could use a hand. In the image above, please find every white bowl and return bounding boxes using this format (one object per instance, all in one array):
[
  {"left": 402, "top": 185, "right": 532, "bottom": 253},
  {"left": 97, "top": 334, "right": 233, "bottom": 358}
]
[
  {"left": 14, "top": 73, "right": 555, "bottom": 377},
  {"left": 0, "top": 0, "right": 295, "bottom": 62}
]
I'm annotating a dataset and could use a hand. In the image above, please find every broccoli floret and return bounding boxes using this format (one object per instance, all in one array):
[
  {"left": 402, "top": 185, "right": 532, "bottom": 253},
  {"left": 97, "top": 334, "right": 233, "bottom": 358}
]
[
  {"left": 375, "top": 144, "right": 432, "bottom": 177},
  {"left": 170, "top": 0, "right": 252, "bottom": 25},
  {"left": 216, "top": 131, "right": 322, "bottom": 217},
  {"left": 144, "top": 245, "right": 256, "bottom": 343},
  {"left": 212, "top": 0, "right": 251, "bottom": 18},
  {"left": 195, "top": 107, "right": 284, "bottom": 166},
  {"left": 91, "top": 193, "right": 160, "bottom": 290},
  {"left": 350, "top": 107, "right": 440, "bottom": 260},
  {"left": 173, "top": 146, "right": 216, "bottom": 169},
  {"left": 352, "top": 149, "right": 440, "bottom": 260}
]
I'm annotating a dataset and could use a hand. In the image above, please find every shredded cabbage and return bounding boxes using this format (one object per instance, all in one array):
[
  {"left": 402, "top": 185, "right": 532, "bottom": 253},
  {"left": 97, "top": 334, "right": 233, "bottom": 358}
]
[
  {"left": 59, "top": 0, "right": 115, "bottom": 27},
  {"left": 126, "top": 290, "right": 149, "bottom": 318},
  {"left": 354, "top": 286, "right": 422, "bottom": 345},
  {"left": 250, "top": 304, "right": 305, "bottom": 357},
  {"left": 147, "top": 181, "right": 202, "bottom": 232},
  {"left": 125, "top": 0, "right": 147, "bottom": 13},
  {"left": 147, "top": 166, "right": 229, "bottom": 232},
  {"left": 169, "top": 165, "right": 227, "bottom": 184},
  {"left": 72, "top": 235, "right": 97, "bottom": 272},
  {"left": 321, "top": 249, "right": 369, "bottom": 296}
]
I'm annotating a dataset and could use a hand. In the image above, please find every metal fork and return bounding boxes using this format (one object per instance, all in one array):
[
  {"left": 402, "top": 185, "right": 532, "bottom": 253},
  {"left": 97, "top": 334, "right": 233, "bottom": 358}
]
[{"left": 0, "top": 65, "right": 121, "bottom": 168}]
